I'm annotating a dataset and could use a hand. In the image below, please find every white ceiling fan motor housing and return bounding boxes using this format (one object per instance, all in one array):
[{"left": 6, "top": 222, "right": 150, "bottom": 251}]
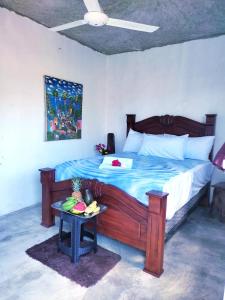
[{"left": 84, "top": 11, "right": 108, "bottom": 27}]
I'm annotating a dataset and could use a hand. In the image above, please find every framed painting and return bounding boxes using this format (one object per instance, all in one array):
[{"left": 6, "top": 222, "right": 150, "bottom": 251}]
[{"left": 44, "top": 75, "right": 83, "bottom": 141}]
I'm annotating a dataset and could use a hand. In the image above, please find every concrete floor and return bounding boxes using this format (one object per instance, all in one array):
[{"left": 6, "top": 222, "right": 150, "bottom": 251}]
[{"left": 0, "top": 205, "right": 225, "bottom": 300}]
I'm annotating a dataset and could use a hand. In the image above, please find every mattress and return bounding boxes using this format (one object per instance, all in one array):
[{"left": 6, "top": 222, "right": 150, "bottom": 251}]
[{"left": 55, "top": 152, "right": 213, "bottom": 220}]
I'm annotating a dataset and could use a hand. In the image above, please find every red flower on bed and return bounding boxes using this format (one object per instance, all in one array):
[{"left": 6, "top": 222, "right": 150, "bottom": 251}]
[
  {"left": 112, "top": 159, "right": 121, "bottom": 167},
  {"left": 95, "top": 143, "right": 108, "bottom": 155}
]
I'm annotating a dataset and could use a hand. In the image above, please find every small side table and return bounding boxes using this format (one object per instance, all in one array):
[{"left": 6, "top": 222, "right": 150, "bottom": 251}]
[
  {"left": 210, "top": 182, "right": 225, "bottom": 223},
  {"left": 52, "top": 201, "right": 107, "bottom": 263}
]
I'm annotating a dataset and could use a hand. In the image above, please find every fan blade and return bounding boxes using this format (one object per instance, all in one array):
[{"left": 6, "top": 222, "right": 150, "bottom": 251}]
[
  {"left": 83, "top": 0, "right": 102, "bottom": 12},
  {"left": 50, "top": 20, "right": 87, "bottom": 32},
  {"left": 107, "top": 18, "right": 159, "bottom": 33}
]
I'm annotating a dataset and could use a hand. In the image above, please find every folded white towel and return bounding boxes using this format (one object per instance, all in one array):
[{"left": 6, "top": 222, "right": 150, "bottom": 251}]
[{"left": 99, "top": 157, "right": 133, "bottom": 170}]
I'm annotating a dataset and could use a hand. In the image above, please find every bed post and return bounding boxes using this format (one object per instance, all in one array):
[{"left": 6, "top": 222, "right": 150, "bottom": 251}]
[
  {"left": 126, "top": 114, "right": 136, "bottom": 136},
  {"left": 205, "top": 114, "right": 217, "bottom": 136},
  {"left": 205, "top": 114, "right": 217, "bottom": 160},
  {"left": 144, "top": 190, "right": 168, "bottom": 277},
  {"left": 201, "top": 114, "right": 217, "bottom": 206},
  {"left": 39, "top": 168, "right": 56, "bottom": 227}
]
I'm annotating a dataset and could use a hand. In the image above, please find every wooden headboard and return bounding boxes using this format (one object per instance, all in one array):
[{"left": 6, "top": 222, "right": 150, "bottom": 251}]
[
  {"left": 126, "top": 114, "right": 217, "bottom": 160},
  {"left": 126, "top": 114, "right": 217, "bottom": 137}
]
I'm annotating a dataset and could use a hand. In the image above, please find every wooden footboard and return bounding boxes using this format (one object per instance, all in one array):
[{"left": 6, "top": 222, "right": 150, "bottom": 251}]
[{"left": 39, "top": 168, "right": 168, "bottom": 277}]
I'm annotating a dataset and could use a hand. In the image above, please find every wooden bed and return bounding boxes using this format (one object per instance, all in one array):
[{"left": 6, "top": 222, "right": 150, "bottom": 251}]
[{"left": 39, "top": 113, "right": 216, "bottom": 277}]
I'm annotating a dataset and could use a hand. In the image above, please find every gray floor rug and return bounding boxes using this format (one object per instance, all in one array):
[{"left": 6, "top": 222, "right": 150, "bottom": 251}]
[{"left": 26, "top": 234, "right": 121, "bottom": 288}]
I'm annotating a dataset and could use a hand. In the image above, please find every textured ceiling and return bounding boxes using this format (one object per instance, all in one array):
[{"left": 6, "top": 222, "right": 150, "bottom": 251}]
[{"left": 1, "top": 0, "right": 225, "bottom": 55}]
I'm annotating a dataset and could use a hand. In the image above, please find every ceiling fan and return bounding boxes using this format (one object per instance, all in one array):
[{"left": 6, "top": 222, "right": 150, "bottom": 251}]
[{"left": 50, "top": 0, "right": 159, "bottom": 33}]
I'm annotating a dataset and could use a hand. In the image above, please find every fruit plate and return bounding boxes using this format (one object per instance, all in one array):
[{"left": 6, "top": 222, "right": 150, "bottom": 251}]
[{"left": 51, "top": 201, "right": 107, "bottom": 219}]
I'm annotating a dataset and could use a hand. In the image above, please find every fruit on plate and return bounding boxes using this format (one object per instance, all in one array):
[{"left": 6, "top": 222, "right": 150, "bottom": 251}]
[
  {"left": 62, "top": 197, "right": 77, "bottom": 211},
  {"left": 66, "top": 196, "right": 76, "bottom": 202},
  {"left": 84, "top": 201, "right": 97, "bottom": 214},
  {"left": 70, "top": 201, "right": 87, "bottom": 214},
  {"left": 84, "top": 201, "right": 100, "bottom": 215},
  {"left": 92, "top": 206, "right": 100, "bottom": 214},
  {"left": 112, "top": 159, "right": 121, "bottom": 167},
  {"left": 72, "top": 177, "right": 83, "bottom": 202}
]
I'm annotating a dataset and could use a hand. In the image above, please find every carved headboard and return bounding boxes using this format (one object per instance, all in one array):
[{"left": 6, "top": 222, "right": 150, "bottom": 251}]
[
  {"left": 126, "top": 114, "right": 217, "bottom": 160},
  {"left": 126, "top": 114, "right": 216, "bottom": 137}
]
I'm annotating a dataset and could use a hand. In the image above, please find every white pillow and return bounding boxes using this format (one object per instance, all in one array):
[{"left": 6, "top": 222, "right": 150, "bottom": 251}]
[
  {"left": 123, "top": 129, "right": 143, "bottom": 152},
  {"left": 184, "top": 136, "right": 215, "bottom": 160},
  {"left": 138, "top": 134, "right": 188, "bottom": 160},
  {"left": 164, "top": 134, "right": 215, "bottom": 160}
]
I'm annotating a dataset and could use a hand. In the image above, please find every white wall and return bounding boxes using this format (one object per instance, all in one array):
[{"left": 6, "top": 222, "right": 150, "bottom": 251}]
[
  {"left": 105, "top": 36, "right": 225, "bottom": 183},
  {"left": 0, "top": 9, "right": 107, "bottom": 216}
]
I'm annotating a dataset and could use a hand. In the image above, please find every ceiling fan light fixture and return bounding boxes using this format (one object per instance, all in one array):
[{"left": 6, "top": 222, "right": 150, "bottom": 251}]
[
  {"left": 84, "top": 11, "right": 108, "bottom": 27},
  {"left": 50, "top": 0, "right": 159, "bottom": 34}
]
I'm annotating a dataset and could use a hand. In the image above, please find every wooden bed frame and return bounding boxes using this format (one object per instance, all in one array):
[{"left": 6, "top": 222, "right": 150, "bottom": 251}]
[{"left": 39, "top": 114, "right": 216, "bottom": 277}]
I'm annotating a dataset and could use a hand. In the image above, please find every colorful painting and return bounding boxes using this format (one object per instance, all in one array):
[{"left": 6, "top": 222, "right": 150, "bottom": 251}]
[{"left": 44, "top": 75, "right": 83, "bottom": 141}]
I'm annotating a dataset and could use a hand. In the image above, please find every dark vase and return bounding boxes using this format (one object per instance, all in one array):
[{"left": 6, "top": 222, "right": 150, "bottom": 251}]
[{"left": 83, "top": 189, "right": 94, "bottom": 205}]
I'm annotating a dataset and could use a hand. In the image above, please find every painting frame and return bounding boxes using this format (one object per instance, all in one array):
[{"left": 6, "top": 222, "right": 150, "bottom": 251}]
[{"left": 44, "top": 75, "right": 83, "bottom": 141}]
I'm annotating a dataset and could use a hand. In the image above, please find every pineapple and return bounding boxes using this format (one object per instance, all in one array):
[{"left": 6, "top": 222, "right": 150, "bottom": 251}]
[{"left": 72, "top": 177, "right": 83, "bottom": 202}]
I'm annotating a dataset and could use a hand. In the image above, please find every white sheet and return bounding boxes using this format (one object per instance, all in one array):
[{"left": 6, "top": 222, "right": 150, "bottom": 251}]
[{"left": 163, "top": 161, "right": 213, "bottom": 220}]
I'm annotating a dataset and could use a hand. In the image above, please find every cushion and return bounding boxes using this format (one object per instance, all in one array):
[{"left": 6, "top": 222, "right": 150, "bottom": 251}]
[
  {"left": 123, "top": 129, "right": 143, "bottom": 152},
  {"left": 138, "top": 134, "right": 188, "bottom": 160},
  {"left": 184, "top": 136, "right": 215, "bottom": 160}
]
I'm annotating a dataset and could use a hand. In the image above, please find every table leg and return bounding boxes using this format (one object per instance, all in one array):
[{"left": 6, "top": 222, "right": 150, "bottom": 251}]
[
  {"left": 71, "top": 218, "right": 81, "bottom": 263},
  {"left": 80, "top": 223, "right": 84, "bottom": 242},
  {"left": 58, "top": 216, "right": 63, "bottom": 252},
  {"left": 93, "top": 217, "right": 97, "bottom": 253}
]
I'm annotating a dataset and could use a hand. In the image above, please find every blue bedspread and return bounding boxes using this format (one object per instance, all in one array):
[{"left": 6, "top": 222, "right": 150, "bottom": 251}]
[{"left": 55, "top": 153, "right": 206, "bottom": 206}]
